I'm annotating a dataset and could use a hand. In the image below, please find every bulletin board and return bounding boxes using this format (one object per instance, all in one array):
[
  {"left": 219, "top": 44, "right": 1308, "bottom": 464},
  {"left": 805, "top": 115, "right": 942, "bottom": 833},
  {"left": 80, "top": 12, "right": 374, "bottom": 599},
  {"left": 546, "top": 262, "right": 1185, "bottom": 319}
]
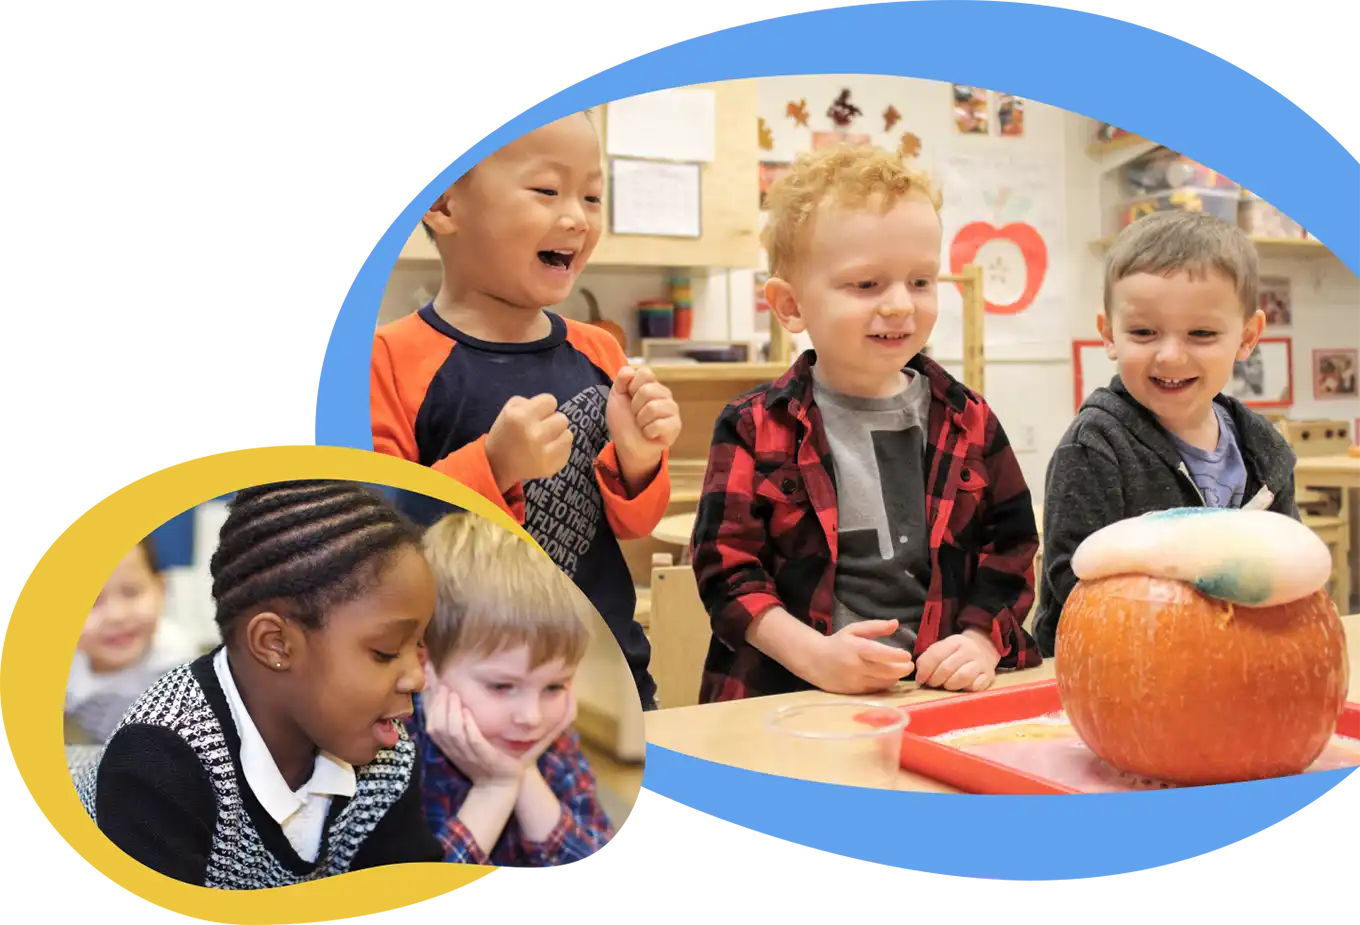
[{"left": 1071, "top": 340, "right": 1116, "bottom": 412}]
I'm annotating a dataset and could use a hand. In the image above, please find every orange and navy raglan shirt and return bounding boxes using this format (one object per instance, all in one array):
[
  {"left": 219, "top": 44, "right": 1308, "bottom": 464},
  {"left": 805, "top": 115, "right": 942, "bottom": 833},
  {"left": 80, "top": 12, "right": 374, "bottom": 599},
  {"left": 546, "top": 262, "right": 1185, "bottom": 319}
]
[{"left": 371, "top": 305, "right": 670, "bottom": 708}]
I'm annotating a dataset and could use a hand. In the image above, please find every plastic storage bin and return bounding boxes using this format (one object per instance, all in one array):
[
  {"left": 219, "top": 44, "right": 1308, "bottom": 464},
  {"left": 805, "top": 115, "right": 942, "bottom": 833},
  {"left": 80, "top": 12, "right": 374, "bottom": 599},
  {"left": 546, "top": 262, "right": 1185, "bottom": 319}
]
[
  {"left": 1238, "top": 194, "right": 1306, "bottom": 239},
  {"left": 1117, "top": 188, "right": 1240, "bottom": 230},
  {"left": 1121, "top": 147, "right": 1240, "bottom": 198}
]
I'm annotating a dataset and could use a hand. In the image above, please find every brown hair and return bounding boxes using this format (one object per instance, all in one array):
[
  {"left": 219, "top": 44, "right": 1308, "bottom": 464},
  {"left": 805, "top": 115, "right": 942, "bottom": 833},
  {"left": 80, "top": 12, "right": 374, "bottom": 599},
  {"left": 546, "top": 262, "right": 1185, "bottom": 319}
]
[
  {"left": 421, "top": 513, "right": 592, "bottom": 671},
  {"left": 1104, "top": 210, "right": 1258, "bottom": 317},
  {"left": 761, "top": 142, "right": 941, "bottom": 280}
]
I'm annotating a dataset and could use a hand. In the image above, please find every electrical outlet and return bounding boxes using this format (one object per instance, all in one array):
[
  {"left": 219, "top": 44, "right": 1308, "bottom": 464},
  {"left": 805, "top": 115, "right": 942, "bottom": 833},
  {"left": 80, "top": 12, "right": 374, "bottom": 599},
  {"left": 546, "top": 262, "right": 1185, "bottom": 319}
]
[{"left": 1016, "top": 424, "right": 1038, "bottom": 454}]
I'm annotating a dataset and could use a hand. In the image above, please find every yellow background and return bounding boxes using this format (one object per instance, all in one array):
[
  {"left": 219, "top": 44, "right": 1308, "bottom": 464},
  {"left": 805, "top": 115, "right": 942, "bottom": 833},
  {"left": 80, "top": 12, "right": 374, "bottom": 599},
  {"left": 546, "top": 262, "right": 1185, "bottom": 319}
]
[{"left": 5, "top": 0, "right": 1354, "bottom": 919}]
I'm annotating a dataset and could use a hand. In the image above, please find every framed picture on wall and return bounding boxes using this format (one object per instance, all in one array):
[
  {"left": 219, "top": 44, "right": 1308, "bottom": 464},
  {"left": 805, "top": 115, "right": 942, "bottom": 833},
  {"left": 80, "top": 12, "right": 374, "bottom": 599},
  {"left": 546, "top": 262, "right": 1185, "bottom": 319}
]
[
  {"left": 1071, "top": 339, "right": 1117, "bottom": 412},
  {"left": 1259, "top": 276, "right": 1292, "bottom": 327},
  {"left": 1224, "top": 336, "right": 1293, "bottom": 408},
  {"left": 1313, "top": 347, "right": 1359, "bottom": 399}
]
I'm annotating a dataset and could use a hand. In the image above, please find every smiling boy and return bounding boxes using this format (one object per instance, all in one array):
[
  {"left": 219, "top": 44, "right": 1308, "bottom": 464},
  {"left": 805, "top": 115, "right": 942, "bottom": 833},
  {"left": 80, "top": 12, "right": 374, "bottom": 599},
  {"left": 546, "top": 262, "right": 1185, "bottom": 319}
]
[
  {"left": 1033, "top": 210, "right": 1300, "bottom": 656},
  {"left": 690, "top": 143, "right": 1042, "bottom": 703},
  {"left": 370, "top": 112, "right": 680, "bottom": 709},
  {"left": 411, "top": 512, "right": 614, "bottom": 867}
]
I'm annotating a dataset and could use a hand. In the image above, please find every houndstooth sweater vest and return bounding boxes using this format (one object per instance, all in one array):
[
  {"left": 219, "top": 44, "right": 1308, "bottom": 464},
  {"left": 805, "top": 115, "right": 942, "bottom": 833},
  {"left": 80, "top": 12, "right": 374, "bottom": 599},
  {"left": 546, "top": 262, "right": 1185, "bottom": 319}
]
[{"left": 75, "top": 651, "right": 438, "bottom": 888}]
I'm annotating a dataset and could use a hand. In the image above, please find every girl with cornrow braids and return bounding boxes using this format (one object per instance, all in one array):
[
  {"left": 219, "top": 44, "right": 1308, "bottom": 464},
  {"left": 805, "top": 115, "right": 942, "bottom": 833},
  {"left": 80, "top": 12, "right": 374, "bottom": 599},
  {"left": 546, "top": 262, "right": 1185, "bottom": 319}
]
[{"left": 75, "top": 480, "right": 445, "bottom": 888}]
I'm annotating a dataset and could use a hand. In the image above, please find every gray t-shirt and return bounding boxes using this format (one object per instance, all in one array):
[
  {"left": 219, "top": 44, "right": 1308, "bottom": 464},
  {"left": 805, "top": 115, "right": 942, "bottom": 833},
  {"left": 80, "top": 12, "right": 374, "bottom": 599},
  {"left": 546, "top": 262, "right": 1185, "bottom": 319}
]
[
  {"left": 1170, "top": 403, "right": 1248, "bottom": 508},
  {"left": 813, "top": 370, "right": 933, "bottom": 650}
]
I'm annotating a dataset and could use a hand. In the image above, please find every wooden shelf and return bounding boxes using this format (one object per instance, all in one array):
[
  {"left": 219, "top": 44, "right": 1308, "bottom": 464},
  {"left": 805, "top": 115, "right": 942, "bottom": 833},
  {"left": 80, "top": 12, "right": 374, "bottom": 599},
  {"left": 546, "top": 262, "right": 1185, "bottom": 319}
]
[
  {"left": 649, "top": 362, "right": 786, "bottom": 383},
  {"left": 1090, "top": 236, "right": 1334, "bottom": 260},
  {"left": 1086, "top": 133, "right": 1149, "bottom": 155},
  {"left": 1087, "top": 133, "right": 1159, "bottom": 173}
]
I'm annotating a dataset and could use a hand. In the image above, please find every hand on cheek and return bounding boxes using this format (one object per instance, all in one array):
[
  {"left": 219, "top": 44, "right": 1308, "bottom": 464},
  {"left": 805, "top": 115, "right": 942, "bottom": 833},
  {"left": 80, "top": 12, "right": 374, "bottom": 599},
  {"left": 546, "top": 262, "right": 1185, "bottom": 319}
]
[{"left": 424, "top": 677, "right": 524, "bottom": 785}]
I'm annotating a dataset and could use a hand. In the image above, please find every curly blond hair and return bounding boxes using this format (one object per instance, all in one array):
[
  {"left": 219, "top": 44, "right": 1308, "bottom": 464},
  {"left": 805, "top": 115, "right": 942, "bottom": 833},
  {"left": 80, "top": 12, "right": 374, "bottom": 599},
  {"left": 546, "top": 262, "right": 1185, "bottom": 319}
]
[{"left": 762, "top": 143, "right": 942, "bottom": 279}]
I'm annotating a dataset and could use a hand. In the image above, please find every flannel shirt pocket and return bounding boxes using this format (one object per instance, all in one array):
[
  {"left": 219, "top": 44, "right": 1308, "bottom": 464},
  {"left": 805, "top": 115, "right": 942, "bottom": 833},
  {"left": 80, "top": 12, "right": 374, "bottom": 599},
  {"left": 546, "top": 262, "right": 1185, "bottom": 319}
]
[
  {"left": 751, "top": 462, "right": 813, "bottom": 544},
  {"left": 947, "top": 456, "right": 991, "bottom": 545}
]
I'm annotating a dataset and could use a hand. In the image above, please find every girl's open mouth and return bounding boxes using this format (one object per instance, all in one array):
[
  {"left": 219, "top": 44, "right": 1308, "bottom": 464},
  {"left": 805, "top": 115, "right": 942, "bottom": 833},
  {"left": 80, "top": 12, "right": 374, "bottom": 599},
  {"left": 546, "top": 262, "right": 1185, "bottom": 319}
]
[{"left": 373, "top": 717, "right": 402, "bottom": 749}]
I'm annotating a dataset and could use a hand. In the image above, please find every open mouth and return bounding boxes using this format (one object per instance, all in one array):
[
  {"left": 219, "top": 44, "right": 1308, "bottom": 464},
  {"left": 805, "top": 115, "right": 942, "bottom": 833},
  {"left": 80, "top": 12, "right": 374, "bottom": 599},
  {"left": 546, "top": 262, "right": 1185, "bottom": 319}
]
[
  {"left": 537, "top": 249, "right": 576, "bottom": 271},
  {"left": 1150, "top": 375, "right": 1197, "bottom": 392},
  {"left": 869, "top": 332, "right": 913, "bottom": 344},
  {"left": 372, "top": 710, "right": 411, "bottom": 749}
]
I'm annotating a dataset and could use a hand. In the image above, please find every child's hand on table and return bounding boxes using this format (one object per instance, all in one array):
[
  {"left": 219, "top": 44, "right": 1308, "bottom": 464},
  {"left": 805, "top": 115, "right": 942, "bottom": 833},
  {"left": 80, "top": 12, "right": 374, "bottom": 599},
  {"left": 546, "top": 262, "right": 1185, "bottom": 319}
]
[
  {"left": 915, "top": 628, "right": 1001, "bottom": 692},
  {"left": 423, "top": 677, "right": 525, "bottom": 787},
  {"left": 810, "top": 619, "right": 916, "bottom": 695},
  {"left": 607, "top": 366, "right": 680, "bottom": 490}
]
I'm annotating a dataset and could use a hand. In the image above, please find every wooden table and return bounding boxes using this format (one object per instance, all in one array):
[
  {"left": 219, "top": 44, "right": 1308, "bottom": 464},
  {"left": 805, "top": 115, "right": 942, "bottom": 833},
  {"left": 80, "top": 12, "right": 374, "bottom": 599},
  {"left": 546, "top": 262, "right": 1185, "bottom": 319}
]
[
  {"left": 644, "top": 612, "right": 1359, "bottom": 792},
  {"left": 651, "top": 512, "right": 696, "bottom": 548}
]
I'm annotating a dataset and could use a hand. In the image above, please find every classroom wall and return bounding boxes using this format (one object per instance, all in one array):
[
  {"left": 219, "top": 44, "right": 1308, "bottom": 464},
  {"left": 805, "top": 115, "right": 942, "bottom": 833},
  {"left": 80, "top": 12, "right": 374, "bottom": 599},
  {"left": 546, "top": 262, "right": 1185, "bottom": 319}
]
[{"left": 378, "top": 76, "right": 1360, "bottom": 503}]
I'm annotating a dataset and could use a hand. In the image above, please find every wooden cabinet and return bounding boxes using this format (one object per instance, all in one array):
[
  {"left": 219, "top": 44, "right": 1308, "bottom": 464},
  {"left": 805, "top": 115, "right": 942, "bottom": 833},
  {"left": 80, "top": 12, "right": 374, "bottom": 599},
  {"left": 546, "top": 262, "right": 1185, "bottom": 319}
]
[{"left": 396, "top": 79, "right": 762, "bottom": 269}]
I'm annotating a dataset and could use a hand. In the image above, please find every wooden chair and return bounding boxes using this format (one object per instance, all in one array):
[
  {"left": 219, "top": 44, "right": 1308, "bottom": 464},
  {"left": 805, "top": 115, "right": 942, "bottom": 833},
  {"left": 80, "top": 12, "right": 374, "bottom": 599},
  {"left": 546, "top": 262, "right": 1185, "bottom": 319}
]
[
  {"left": 1279, "top": 419, "right": 1353, "bottom": 613},
  {"left": 646, "top": 553, "right": 712, "bottom": 710}
]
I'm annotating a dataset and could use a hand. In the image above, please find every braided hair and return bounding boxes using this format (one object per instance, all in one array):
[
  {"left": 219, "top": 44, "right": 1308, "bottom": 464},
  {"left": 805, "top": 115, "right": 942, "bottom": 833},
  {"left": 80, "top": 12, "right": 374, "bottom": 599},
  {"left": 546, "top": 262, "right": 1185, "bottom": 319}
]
[{"left": 209, "top": 480, "right": 424, "bottom": 635}]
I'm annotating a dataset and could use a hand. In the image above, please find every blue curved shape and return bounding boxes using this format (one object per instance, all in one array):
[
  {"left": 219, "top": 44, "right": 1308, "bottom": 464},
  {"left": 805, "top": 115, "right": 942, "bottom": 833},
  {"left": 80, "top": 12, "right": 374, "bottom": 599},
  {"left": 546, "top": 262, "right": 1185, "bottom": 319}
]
[
  {"left": 312, "top": 0, "right": 1360, "bottom": 878},
  {"left": 642, "top": 743, "right": 1354, "bottom": 879}
]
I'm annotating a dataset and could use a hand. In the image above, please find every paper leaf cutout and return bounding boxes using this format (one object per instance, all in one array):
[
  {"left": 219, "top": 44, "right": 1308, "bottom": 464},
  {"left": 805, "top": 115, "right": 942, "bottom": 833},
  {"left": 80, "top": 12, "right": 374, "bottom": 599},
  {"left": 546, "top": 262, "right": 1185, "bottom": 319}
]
[{"left": 826, "top": 88, "right": 862, "bottom": 128}]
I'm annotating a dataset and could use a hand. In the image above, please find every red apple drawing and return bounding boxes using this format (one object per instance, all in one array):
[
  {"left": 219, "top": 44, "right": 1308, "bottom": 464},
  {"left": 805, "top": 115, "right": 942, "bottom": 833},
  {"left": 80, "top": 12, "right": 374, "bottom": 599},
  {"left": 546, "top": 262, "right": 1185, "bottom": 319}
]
[{"left": 949, "top": 221, "right": 1048, "bottom": 315}]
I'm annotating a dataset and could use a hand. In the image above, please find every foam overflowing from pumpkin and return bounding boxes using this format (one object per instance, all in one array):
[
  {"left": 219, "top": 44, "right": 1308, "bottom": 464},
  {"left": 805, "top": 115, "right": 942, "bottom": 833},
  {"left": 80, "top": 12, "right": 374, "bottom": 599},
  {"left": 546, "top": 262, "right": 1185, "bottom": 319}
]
[{"left": 1071, "top": 508, "right": 1331, "bottom": 607}]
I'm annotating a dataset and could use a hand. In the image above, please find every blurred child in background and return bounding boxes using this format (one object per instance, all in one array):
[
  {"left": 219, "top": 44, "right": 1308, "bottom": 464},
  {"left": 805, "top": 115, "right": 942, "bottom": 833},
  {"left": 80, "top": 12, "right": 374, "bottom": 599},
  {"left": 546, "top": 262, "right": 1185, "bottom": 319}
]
[{"left": 65, "top": 537, "right": 198, "bottom": 744}]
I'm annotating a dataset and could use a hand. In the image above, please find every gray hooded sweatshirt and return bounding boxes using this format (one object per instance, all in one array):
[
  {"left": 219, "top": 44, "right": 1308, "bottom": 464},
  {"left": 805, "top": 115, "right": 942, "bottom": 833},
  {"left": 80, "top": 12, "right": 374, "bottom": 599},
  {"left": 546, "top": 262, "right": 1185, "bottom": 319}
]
[{"left": 1033, "top": 375, "right": 1299, "bottom": 656}]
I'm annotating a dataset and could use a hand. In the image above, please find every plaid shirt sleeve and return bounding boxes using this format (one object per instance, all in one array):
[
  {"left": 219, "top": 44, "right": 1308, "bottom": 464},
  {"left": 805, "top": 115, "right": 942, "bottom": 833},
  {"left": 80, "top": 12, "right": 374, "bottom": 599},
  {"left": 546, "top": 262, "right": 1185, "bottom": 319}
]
[
  {"left": 689, "top": 399, "right": 785, "bottom": 650},
  {"left": 955, "top": 404, "right": 1043, "bottom": 670},
  {"left": 517, "top": 731, "right": 614, "bottom": 866}
]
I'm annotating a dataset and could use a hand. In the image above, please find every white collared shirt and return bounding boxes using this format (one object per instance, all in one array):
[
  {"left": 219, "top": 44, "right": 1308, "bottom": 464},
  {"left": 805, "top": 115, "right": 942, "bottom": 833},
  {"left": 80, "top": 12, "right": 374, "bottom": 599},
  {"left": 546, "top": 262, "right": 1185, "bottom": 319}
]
[{"left": 212, "top": 648, "right": 356, "bottom": 862}]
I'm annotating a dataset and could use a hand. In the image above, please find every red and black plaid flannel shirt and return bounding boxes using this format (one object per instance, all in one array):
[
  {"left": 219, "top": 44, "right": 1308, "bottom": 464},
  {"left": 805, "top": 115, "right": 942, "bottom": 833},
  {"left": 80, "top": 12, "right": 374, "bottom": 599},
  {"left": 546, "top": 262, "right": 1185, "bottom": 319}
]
[{"left": 690, "top": 350, "right": 1043, "bottom": 702}]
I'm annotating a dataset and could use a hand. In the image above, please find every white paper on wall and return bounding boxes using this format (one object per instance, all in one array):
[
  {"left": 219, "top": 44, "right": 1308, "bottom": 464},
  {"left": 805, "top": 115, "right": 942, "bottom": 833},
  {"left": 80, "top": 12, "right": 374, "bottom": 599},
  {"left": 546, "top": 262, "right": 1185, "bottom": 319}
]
[
  {"left": 606, "top": 87, "right": 716, "bottom": 163},
  {"left": 934, "top": 149, "right": 1070, "bottom": 360},
  {"left": 610, "top": 158, "right": 702, "bottom": 238}
]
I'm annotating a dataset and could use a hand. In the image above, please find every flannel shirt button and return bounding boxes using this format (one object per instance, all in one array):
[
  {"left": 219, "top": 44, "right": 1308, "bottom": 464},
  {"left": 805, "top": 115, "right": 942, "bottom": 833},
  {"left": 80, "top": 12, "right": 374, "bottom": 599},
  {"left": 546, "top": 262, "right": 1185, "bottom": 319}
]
[
  {"left": 961, "top": 469, "right": 971, "bottom": 482},
  {"left": 781, "top": 477, "right": 796, "bottom": 492}
]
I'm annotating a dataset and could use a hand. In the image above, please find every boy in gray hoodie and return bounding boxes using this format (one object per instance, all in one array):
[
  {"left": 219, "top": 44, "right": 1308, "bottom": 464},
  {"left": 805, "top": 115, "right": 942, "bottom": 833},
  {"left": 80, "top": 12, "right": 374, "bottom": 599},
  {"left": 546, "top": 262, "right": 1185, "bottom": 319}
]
[{"left": 1034, "top": 211, "right": 1299, "bottom": 656}]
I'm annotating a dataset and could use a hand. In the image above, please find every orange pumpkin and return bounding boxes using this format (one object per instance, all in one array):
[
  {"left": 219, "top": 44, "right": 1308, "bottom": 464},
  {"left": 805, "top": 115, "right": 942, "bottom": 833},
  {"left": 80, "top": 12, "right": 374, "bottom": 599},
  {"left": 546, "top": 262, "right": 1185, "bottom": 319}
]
[{"left": 1056, "top": 574, "right": 1348, "bottom": 786}]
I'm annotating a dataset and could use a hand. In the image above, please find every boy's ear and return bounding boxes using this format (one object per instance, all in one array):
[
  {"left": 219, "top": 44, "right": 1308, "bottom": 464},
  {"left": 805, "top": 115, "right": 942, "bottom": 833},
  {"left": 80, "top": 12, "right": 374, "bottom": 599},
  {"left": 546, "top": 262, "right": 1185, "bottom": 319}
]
[
  {"left": 1096, "top": 311, "right": 1117, "bottom": 359},
  {"left": 1236, "top": 309, "right": 1266, "bottom": 361},
  {"left": 423, "top": 191, "right": 457, "bottom": 237},
  {"left": 765, "top": 277, "right": 806, "bottom": 335}
]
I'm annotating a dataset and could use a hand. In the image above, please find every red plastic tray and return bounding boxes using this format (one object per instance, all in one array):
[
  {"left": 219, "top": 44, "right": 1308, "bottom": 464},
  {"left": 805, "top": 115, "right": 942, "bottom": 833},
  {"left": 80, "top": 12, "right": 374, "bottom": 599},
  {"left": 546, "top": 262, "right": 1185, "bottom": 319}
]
[{"left": 871, "top": 680, "right": 1360, "bottom": 795}]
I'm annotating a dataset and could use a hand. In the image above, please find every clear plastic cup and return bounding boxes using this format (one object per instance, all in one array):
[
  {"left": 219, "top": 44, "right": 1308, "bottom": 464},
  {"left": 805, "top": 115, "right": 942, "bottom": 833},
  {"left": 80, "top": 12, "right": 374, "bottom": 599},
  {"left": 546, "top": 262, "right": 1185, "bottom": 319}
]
[{"left": 762, "top": 700, "right": 909, "bottom": 789}]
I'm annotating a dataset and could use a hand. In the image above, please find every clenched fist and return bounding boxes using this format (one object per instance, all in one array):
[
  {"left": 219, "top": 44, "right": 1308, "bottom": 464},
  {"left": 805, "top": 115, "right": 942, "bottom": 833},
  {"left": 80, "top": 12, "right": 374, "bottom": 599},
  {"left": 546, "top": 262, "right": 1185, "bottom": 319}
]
[
  {"left": 606, "top": 366, "right": 681, "bottom": 489},
  {"left": 485, "top": 393, "right": 573, "bottom": 492}
]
